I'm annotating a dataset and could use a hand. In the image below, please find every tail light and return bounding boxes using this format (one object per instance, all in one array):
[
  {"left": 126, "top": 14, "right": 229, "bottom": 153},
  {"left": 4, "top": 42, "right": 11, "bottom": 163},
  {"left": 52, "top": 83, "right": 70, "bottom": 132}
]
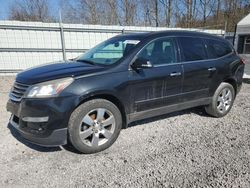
[{"left": 240, "top": 58, "right": 245, "bottom": 64}]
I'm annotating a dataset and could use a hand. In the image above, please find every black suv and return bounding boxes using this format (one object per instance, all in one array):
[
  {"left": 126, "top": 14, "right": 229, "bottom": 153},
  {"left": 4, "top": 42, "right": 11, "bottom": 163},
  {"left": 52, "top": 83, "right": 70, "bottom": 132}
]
[{"left": 7, "top": 31, "right": 245, "bottom": 153}]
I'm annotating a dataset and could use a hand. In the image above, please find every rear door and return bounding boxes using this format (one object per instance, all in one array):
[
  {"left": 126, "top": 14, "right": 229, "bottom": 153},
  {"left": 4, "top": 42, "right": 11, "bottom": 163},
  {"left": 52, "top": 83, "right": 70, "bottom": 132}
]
[
  {"left": 205, "top": 38, "right": 237, "bottom": 94},
  {"left": 128, "top": 37, "right": 183, "bottom": 113},
  {"left": 178, "top": 37, "right": 216, "bottom": 102}
]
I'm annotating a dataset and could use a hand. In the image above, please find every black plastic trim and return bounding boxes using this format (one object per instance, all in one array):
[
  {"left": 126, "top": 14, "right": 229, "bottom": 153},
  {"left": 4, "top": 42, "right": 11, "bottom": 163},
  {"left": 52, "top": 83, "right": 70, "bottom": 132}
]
[
  {"left": 128, "top": 97, "right": 211, "bottom": 123},
  {"left": 9, "top": 117, "right": 67, "bottom": 147}
]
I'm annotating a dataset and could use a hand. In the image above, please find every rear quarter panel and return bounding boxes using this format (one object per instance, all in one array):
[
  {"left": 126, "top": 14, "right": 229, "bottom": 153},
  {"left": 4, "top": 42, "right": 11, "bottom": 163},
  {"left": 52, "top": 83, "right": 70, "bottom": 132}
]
[{"left": 212, "top": 53, "right": 243, "bottom": 95}]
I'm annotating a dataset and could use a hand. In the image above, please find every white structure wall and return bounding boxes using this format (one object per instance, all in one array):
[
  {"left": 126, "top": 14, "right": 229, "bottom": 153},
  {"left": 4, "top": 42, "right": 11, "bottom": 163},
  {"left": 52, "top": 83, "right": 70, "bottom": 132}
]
[
  {"left": 0, "top": 21, "right": 225, "bottom": 72},
  {"left": 235, "top": 13, "right": 250, "bottom": 54}
]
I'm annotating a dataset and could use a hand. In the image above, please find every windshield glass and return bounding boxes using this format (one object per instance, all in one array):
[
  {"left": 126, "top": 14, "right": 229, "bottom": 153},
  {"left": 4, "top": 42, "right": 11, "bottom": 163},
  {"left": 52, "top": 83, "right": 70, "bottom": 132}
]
[{"left": 76, "top": 36, "right": 141, "bottom": 66}]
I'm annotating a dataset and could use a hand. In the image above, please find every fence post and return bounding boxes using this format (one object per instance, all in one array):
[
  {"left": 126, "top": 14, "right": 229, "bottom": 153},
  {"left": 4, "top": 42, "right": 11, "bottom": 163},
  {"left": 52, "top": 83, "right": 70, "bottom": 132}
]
[
  {"left": 224, "top": 20, "right": 227, "bottom": 38},
  {"left": 59, "top": 11, "right": 66, "bottom": 61}
]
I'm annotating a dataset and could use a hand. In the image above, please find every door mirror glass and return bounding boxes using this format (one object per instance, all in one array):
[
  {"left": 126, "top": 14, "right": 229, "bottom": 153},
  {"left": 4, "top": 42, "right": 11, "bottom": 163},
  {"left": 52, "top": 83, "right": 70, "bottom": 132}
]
[{"left": 131, "top": 58, "right": 153, "bottom": 69}]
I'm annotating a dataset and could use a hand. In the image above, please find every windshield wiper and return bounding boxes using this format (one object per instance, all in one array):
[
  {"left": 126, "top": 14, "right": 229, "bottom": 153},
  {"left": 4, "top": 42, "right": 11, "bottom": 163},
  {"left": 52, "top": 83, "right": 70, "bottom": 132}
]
[{"left": 76, "top": 59, "right": 96, "bottom": 65}]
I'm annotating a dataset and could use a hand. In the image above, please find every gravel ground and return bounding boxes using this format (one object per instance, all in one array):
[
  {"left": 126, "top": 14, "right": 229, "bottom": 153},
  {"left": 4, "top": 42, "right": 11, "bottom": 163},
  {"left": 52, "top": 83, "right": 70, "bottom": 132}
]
[{"left": 0, "top": 76, "right": 250, "bottom": 188}]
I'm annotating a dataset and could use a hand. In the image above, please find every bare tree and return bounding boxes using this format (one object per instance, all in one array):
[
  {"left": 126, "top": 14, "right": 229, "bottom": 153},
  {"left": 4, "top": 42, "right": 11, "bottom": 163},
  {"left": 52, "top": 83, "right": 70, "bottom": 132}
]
[
  {"left": 139, "top": 0, "right": 150, "bottom": 26},
  {"left": 9, "top": 0, "right": 53, "bottom": 22},
  {"left": 105, "top": 0, "right": 121, "bottom": 25},
  {"left": 117, "top": 0, "right": 137, "bottom": 26},
  {"left": 61, "top": 0, "right": 121, "bottom": 25},
  {"left": 57, "top": 0, "right": 250, "bottom": 31},
  {"left": 216, "top": 0, "right": 221, "bottom": 22},
  {"left": 83, "top": 0, "right": 101, "bottom": 24},
  {"left": 141, "top": 0, "right": 161, "bottom": 27},
  {"left": 154, "top": 0, "right": 159, "bottom": 26},
  {"left": 186, "top": 0, "right": 193, "bottom": 27},
  {"left": 159, "top": 0, "right": 172, "bottom": 27},
  {"left": 199, "top": 0, "right": 216, "bottom": 26},
  {"left": 166, "top": 0, "right": 172, "bottom": 27}
]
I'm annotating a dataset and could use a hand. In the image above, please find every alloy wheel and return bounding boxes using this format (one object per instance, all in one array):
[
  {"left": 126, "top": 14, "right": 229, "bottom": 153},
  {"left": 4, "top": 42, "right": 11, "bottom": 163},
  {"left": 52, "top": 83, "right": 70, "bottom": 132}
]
[
  {"left": 217, "top": 88, "right": 233, "bottom": 113},
  {"left": 79, "top": 108, "right": 116, "bottom": 147}
]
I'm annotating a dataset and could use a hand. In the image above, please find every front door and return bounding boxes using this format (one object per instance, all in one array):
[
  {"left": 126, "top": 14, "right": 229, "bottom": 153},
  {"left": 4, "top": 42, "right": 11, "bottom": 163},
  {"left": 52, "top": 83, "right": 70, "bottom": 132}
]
[{"left": 128, "top": 37, "right": 183, "bottom": 114}]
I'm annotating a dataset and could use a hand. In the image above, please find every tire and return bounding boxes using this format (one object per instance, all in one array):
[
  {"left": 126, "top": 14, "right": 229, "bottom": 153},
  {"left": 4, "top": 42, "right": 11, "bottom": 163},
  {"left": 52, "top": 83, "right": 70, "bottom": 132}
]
[
  {"left": 205, "top": 82, "right": 235, "bottom": 118},
  {"left": 68, "top": 99, "right": 122, "bottom": 154}
]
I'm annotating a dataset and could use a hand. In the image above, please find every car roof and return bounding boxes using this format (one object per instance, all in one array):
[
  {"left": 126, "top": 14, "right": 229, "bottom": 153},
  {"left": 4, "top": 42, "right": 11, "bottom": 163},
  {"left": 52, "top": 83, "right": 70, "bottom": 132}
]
[
  {"left": 116, "top": 30, "right": 224, "bottom": 41},
  {"left": 113, "top": 32, "right": 149, "bottom": 39}
]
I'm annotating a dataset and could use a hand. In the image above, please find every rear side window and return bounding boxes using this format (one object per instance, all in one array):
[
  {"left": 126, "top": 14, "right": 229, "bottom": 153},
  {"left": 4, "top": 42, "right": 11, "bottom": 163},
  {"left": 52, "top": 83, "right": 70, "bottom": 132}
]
[
  {"left": 205, "top": 39, "right": 233, "bottom": 58},
  {"left": 178, "top": 37, "right": 206, "bottom": 62}
]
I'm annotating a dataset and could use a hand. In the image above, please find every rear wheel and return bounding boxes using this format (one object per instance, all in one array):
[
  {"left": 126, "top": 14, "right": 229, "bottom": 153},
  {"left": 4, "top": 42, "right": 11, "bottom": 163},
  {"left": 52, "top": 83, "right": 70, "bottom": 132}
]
[
  {"left": 68, "top": 99, "right": 122, "bottom": 154},
  {"left": 205, "top": 82, "right": 235, "bottom": 117}
]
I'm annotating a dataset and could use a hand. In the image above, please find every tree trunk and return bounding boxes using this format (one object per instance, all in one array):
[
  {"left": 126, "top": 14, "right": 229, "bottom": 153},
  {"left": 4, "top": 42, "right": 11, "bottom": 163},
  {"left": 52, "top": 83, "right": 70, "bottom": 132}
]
[{"left": 155, "top": 0, "right": 159, "bottom": 27}]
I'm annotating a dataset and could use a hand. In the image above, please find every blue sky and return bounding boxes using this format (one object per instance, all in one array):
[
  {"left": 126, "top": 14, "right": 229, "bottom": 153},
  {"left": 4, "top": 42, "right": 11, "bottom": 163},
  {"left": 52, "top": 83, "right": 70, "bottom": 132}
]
[{"left": 0, "top": 0, "right": 61, "bottom": 20}]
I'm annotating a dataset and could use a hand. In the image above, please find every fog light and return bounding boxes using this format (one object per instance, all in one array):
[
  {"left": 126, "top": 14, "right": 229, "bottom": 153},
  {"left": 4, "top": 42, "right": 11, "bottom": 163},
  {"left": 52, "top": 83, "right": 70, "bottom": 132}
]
[{"left": 22, "top": 116, "right": 49, "bottom": 122}]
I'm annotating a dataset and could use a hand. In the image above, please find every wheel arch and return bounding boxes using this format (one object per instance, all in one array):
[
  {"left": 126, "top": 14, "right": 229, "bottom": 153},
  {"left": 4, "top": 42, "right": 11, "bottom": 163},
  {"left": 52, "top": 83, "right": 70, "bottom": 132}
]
[
  {"left": 76, "top": 92, "right": 128, "bottom": 129},
  {"left": 223, "top": 77, "right": 237, "bottom": 95}
]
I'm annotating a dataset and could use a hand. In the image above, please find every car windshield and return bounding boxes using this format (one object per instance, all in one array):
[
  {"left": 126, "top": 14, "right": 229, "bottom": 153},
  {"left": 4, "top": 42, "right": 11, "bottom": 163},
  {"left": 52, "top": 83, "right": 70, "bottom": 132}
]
[{"left": 76, "top": 36, "right": 141, "bottom": 66}]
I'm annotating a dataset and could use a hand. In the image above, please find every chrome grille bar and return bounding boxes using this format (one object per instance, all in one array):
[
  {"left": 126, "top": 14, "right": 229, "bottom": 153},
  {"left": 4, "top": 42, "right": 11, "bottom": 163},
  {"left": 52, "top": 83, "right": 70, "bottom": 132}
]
[{"left": 9, "top": 82, "right": 30, "bottom": 102}]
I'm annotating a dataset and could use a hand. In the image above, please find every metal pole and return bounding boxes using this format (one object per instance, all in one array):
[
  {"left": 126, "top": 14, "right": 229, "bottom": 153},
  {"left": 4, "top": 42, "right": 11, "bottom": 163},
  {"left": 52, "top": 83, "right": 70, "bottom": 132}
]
[
  {"left": 59, "top": 10, "right": 66, "bottom": 60},
  {"left": 224, "top": 20, "right": 227, "bottom": 38},
  {"left": 233, "top": 24, "right": 237, "bottom": 46}
]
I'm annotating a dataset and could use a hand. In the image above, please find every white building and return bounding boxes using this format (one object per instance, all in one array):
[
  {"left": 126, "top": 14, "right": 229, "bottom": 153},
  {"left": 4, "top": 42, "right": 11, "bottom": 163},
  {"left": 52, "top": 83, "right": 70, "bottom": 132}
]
[{"left": 235, "top": 13, "right": 250, "bottom": 54}]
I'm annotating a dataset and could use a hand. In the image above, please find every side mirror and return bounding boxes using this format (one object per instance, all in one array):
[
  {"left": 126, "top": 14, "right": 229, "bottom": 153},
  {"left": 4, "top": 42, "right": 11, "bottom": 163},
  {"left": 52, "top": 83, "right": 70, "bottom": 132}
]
[{"left": 131, "top": 58, "right": 153, "bottom": 69}]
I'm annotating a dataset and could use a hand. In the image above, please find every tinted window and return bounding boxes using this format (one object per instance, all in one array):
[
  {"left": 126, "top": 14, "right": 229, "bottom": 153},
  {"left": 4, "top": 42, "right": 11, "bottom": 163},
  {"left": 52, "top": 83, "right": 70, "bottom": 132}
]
[
  {"left": 206, "top": 39, "right": 233, "bottom": 58},
  {"left": 93, "top": 41, "right": 124, "bottom": 59},
  {"left": 77, "top": 37, "right": 140, "bottom": 65},
  {"left": 137, "top": 37, "right": 177, "bottom": 65},
  {"left": 179, "top": 37, "right": 206, "bottom": 61}
]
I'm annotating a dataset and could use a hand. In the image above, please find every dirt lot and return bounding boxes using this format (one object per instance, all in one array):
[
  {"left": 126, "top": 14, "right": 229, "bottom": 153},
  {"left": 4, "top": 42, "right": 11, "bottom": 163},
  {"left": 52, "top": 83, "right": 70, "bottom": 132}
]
[{"left": 0, "top": 76, "right": 250, "bottom": 188}]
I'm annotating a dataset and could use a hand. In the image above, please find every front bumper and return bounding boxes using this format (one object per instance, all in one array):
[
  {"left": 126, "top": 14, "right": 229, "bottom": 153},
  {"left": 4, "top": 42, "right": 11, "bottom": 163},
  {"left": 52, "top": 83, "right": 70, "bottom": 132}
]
[
  {"left": 6, "top": 96, "right": 78, "bottom": 147},
  {"left": 9, "top": 115, "right": 67, "bottom": 146}
]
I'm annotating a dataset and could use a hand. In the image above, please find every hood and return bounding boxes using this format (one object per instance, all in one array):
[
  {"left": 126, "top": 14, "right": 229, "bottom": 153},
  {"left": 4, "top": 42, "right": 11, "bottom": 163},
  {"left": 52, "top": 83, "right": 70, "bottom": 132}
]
[{"left": 16, "top": 61, "right": 105, "bottom": 85}]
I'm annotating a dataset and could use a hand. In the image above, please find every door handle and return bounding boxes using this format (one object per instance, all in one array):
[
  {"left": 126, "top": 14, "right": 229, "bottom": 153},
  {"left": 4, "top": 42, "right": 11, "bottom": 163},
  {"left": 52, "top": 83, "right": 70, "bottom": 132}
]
[
  {"left": 170, "top": 72, "right": 182, "bottom": 76},
  {"left": 208, "top": 67, "right": 216, "bottom": 71}
]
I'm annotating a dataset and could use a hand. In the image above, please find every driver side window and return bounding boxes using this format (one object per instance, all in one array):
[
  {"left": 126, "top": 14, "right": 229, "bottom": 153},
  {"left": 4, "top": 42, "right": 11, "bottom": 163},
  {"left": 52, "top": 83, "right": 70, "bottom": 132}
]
[{"left": 137, "top": 37, "right": 177, "bottom": 66}]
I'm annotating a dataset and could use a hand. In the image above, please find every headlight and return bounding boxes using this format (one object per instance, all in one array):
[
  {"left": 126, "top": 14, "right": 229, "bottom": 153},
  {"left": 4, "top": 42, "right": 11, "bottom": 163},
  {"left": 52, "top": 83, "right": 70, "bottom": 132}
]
[{"left": 25, "top": 77, "right": 74, "bottom": 98}]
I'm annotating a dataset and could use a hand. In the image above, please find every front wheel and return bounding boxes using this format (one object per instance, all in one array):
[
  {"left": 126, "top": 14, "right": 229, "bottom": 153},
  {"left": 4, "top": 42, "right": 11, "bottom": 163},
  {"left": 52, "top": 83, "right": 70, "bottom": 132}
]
[
  {"left": 205, "top": 82, "right": 235, "bottom": 118},
  {"left": 68, "top": 99, "right": 122, "bottom": 154}
]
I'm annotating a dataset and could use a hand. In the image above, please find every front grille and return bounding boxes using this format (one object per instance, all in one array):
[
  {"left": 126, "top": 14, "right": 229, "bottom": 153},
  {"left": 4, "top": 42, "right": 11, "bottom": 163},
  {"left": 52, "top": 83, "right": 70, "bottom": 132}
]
[{"left": 9, "top": 82, "right": 30, "bottom": 102}]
